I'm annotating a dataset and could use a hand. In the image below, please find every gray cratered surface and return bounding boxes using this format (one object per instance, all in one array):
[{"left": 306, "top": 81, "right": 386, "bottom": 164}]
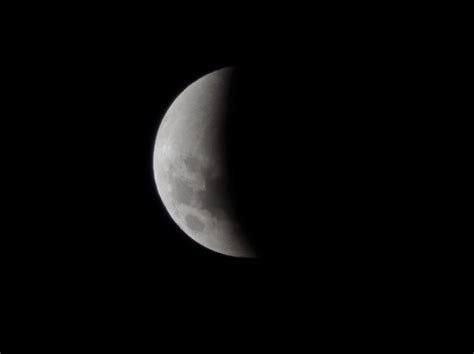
[{"left": 153, "top": 67, "right": 256, "bottom": 258}]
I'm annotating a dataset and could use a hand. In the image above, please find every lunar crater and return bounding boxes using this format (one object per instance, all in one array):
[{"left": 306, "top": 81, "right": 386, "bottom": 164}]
[{"left": 185, "top": 214, "right": 205, "bottom": 232}]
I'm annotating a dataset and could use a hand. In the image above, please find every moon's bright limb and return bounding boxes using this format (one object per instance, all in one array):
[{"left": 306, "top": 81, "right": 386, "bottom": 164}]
[{"left": 153, "top": 67, "right": 256, "bottom": 258}]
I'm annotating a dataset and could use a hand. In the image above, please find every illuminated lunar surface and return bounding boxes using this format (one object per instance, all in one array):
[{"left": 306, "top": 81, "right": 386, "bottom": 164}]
[{"left": 153, "top": 67, "right": 256, "bottom": 258}]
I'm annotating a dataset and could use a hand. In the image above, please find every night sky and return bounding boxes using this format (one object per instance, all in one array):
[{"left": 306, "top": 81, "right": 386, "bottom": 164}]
[
  {"left": 19, "top": 38, "right": 413, "bottom": 276},
  {"left": 3, "top": 11, "right": 439, "bottom": 346}
]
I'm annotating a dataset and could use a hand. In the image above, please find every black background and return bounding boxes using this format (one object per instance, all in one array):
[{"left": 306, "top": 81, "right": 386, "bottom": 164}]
[
  {"left": 15, "top": 24, "right": 416, "bottom": 281},
  {"left": 4, "top": 10, "right": 446, "bottom": 344},
  {"left": 39, "top": 41, "right": 405, "bottom": 286}
]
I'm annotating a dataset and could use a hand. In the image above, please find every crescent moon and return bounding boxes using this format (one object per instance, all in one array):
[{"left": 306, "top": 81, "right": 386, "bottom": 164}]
[{"left": 153, "top": 67, "right": 257, "bottom": 258}]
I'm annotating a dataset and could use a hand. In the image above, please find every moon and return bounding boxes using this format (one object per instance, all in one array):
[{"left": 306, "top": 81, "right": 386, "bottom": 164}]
[{"left": 153, "top": 67, "right": 256, "bottom": 258}]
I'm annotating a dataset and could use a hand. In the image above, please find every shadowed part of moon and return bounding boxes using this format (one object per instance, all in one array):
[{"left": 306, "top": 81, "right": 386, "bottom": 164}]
[{"left": 153, "top": 67, "right": 257, "bottom": 258}]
